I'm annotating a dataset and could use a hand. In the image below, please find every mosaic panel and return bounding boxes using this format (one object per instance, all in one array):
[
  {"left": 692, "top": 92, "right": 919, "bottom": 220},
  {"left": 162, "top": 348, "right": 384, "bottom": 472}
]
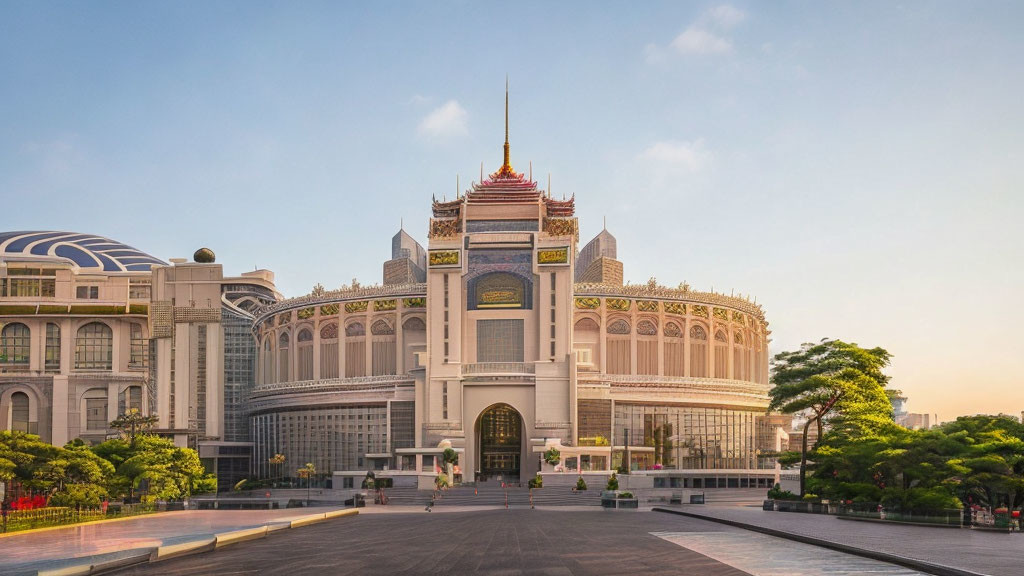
[
  {"left": 607, "top": 319, "right": 631, "bottom": 334},
  {"left": 664, "top": 302, "right": 686, "bottom": 315},
  {"left": 320, "top": 304, "right": 340, "bottom": 316},
  {"left": 320, "top": 322, "right": 338, "bottom": 339},
  {"left": 297, "top": 307, "right": 315, "bottom": 320},
  {"left": 403, "top": 297, "right": 426, "bottom": 308},
  {"left": 429, "top": 250, "right": 460, "bottom": 267},
  {"left": 574, "top": 297, "right": 600, "bottom": 309},
  {"left": 637, "top": 320, "right": 658, "bottom": 335},
  {"left": 732, "top": 311, "right": 745, "bottom": 324},
  {"left": 606, "top": 298, "right": 631, "bottom": 312},
  {"left": 374, "top": 299, "right": 397, "bottom": 311},
  {"left": 713, "top": 307, "right": 729, "bottom": 321},
  {"left": 637, "top": 300, "right": 659, "bottom": 312},
  {"left": 692, "top": 305, "right": 708, "bottom": 318},
  {"left": 345, "top": 301, "right": 368, "bottom": 313},
  {"left": 537, "top": 247, "right": 569, "bottom": 265}
]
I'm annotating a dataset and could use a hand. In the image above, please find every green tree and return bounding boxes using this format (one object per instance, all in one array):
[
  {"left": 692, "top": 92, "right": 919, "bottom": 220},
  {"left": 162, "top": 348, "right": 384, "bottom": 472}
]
[
  {"left": 93, "top": 435, "right": 214, "bottom": 502},
  {"left": 769, "top": 339, "right": 893, "bottom": 495},
  {"left": 109, "top": 409, "right": 159, "bottom": 447},
  {"left": 297, "top": 462, "right": 316, "bottom": 506}
]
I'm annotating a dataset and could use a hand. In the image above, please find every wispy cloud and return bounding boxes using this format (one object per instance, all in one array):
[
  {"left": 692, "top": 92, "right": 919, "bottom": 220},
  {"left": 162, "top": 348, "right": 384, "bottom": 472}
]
[
  {"left": 418, "top": 100, "right": 468, "bottom": 139},
  {"left": 647, "top": 5, "right": 747, "bottom": 60}
]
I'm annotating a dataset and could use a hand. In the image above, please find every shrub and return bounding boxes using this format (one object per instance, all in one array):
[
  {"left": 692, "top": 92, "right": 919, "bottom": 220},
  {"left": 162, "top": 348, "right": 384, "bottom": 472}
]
[
  {"left": 528, "top": 474, "right": 543, "bottom": 489},
  {"left": 767, "top": 483, "right": 800, "bottom": 501},
  {"left": 543, "top": 447, "right": 561, "bottom": 466},
  {"left": 435, "top": 473, "right": 449, "bottom": 489},
  {"left": 618, "top": 491, "right": 634, "bottom": 499},
  {"left": 606, "top": 473, "right": 619, "bottom": 491},
  {"left": 575, "top": 476, "right": 587, "bottom": 491}
]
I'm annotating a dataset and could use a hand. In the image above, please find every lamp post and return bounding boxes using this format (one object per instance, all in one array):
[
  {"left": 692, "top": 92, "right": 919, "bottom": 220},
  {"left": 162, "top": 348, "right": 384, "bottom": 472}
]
[{"left": 623, "top": 428, "right": 630, "bottom": 474}]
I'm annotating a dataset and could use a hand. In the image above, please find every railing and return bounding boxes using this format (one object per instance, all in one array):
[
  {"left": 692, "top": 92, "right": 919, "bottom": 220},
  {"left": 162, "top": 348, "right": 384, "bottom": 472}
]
[
  {"left": 577, "top": 374, "right": 770, "bottom": 396},
  {"left": 462, "top": 362, "right": 536, "bottom": 376},
  {"left": 252, "top": 375, "right": 414, "bottom": 397}
]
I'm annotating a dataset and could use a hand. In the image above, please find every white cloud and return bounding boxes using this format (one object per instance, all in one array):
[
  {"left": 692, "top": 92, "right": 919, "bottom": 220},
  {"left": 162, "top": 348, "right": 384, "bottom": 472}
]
[
  {"left": 638, "top": 140, "right": 711, "bottom": 174},
  {"left": 649, "top": 4, "right": 747, "bottom": 60},
  {"left": 671, "top": 27, "right": 733, "bottom": 55},
  {"left": 418, "top": 100, "right": 468, "bottom": 139}
]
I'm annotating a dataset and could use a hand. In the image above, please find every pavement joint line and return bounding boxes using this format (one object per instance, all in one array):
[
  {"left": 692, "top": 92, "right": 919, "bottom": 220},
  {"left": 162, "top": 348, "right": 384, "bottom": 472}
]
[{"left": 652, "top": 507, "right": 987, "bottom": 576}]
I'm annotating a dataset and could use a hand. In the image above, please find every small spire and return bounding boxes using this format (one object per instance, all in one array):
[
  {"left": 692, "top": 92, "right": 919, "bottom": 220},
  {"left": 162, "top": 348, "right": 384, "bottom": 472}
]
[
  {"left": 547, "top": 173, "right": 551, "bottom": 198},
  {"left": 400, "top": 217, "right": 404, "bottom": 230},
  {"left": 603, "top": 216, "right": 607, "bottom": 230},
  {"left": 503, "top": 76, "right": 510, "bottom": 169},
  {"left": 529, "top": 160, "right": 532, "bottom": 181},
  {"left": 456, "top": 174, "right": 460, "bottom": 199}
]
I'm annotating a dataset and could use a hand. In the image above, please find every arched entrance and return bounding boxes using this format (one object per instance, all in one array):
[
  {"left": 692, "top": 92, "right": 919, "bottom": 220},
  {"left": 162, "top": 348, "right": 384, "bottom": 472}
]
[{"left": 477, "top": 403, "right": 522, "bottom": 482}]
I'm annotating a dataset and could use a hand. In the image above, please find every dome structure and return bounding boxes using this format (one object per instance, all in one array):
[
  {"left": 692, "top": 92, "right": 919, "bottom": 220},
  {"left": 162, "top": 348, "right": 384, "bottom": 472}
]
[
  {"left": 194, "top": 247, "right": 216, "bottom": 263},
  {"left": 0, "top": 231, "right": 166, "bottom": 272}
]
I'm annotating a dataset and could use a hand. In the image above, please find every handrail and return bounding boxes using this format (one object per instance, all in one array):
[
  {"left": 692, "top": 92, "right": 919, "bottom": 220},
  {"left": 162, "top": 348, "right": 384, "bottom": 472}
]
[{"left": 462, "top": 362, "right": 535, "bottom": 375}]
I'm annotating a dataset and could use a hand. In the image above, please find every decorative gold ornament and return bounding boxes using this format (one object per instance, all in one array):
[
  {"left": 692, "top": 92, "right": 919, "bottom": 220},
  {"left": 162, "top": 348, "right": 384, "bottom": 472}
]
[{"left": 345, "top": 301, "right": 368, "bottom": 313}]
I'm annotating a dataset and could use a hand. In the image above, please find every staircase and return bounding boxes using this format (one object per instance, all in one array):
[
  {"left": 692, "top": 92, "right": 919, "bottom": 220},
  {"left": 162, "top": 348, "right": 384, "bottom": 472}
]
[{"left": 378, "top": 484, "right": 603, "bottom": 508}]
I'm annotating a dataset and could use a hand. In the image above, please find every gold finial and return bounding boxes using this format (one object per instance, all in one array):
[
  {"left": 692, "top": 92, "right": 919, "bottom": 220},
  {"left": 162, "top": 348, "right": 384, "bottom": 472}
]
[{"left": 502, "top": 77, "right": 511, "bottom": 171}]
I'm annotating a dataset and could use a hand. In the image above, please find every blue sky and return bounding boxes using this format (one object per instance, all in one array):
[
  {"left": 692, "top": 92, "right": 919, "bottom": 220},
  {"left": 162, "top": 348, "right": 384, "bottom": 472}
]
[{"left": 2, "top": 2, "right": 1022, "bottom": 421}]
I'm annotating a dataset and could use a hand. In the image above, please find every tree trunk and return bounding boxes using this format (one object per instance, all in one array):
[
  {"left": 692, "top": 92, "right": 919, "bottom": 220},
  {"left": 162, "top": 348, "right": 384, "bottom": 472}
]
[
  {"left": 815, "top": 419, "right": 824, "bottom": 450},
  {"left": 800, "top": 417, "right": 814, "bottom": 496}
]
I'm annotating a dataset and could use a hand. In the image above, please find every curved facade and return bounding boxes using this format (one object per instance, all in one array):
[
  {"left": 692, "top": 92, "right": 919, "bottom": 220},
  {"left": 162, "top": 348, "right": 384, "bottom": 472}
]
[{"left": 249, "top": 125, "right": 780, "bottom": 488}]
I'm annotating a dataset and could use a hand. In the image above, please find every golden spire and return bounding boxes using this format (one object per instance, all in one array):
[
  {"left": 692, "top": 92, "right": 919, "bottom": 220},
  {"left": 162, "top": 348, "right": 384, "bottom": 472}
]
[
  {"left": 502, "top": 77, "right": 511, "bottom": 171},
  {"left": 494, "top": 77, "right": 518, "bottom": 178}
]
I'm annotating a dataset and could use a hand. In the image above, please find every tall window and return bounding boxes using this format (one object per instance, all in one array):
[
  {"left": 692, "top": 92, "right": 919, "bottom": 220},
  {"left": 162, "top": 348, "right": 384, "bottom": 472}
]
[
  {"left": 0, "top": 323, "right": 30, "bottom": 367},
  {"left": 129, "top": 323, "right": 148, "bottom": 368},
  {"left": 636, "top": 319, "right": 658, "bottom": 375},
  {"left": 345, "top": 322, "right": 366, "bottom": 378},
  {"left": 263, "top": 337, "right": 274, "bottom": 384},
  {"left": 83, "top": 388, "right": 108, "bottom": 430},
  {"left": 664, "top": 322, "right": 685, "bottom": 377},
  {"left": 689, "top": 325, "right": 708, "bottom": 377},
  {"left": 320, "top": 323, "right": 339, "bottom": 379},
  {"left": 45, "top": 323, "right": 60, "bottom": 371},
  {"left": 402, "top": 317, "right": 426, "bottom": 373},
  {"left": 10, "top": 391, "right": 30, "bottom": 432},
  {"left": 573, "top": 318, "right": 600, "bottom": 371},
  {"left": 76, "top": 286, "right": 100, "bottom": 299},
  {"left": 371, "top": 320, "right": 396, "bottom": 376},
  {"left": 278, "top": 332, "right": 290, "bottom": 382},
  {"left": 75, "top": 322, "right": 112, "bottom": 370},
  {"left": 297, "top": 328, "right": 314, "bottom": 380},
  {"left": 606, "top": 319, "right": 631, "bottom": 375},
  {"left": 733, "top": 333, "right": 747, "bottom": 382},
  {"left": 714, "top": 329, "right": 729, "bottom": 378}
]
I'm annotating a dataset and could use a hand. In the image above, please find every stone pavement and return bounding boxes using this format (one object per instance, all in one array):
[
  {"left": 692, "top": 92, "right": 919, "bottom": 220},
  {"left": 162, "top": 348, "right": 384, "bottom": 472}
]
[
  {"left": 0, "top": 508, "right": 330, "bottom": 574},
  {"left": 661, "top": 505, "right": 1024, "bottom": 576},
  {"left": 116, "top": 509, "right": 753, "bottom": 575}
]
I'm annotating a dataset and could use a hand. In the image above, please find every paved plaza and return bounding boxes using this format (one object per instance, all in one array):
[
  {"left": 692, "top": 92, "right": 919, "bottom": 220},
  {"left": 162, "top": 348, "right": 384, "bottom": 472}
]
[
  {"left": 112, "top": 508, "right": 928, "bottom": 576},
  {"left": 0, "top": 508, "right": 330, "bottom": 575},
  {"left": 671, "top": 505, "right": 1024, "bottom": 576}
]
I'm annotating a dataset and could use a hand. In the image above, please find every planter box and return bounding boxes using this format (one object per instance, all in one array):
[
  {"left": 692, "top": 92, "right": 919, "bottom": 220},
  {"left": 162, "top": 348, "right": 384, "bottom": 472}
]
[{"left": 600, "top": 491, "right": 639, "bottom": 509}]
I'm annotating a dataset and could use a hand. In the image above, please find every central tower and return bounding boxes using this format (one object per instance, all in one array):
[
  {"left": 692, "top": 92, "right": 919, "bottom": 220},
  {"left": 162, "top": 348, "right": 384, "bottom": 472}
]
[{"left": 419, "top": 87, "right": 580, "bottom": 482}]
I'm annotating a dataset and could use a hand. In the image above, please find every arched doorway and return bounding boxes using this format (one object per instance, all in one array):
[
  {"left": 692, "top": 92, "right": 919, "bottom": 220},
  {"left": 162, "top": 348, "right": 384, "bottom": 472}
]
[{"left": 477, "top": 404, "right": 522, "bottom": 482}]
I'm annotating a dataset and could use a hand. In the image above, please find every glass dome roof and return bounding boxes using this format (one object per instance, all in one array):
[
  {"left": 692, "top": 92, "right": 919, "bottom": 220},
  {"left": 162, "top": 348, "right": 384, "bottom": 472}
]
[{"left": 0, "top": 231, "right": 166, "bottom": 272}]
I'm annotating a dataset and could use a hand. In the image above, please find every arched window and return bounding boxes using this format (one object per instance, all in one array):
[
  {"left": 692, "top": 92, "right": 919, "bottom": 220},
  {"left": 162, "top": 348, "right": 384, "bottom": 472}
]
[
  {"left": 10, "top": 391, "right": 30, "bottom": 432},
  {"left": 320, "top": 323, "right": 339, "bottom": 379},
  {"left": 278, "top": 332, "right": 290, "bottom": 382},
  {"left": 345, "top": 322, "right": 366, "bottom": 378},
  {"left": 402, "top": 317, "right": 426, "bottom": 373},
  {"left": 296, "top": 328, "right": 313, "bottom": 381},
  {"left": 262, "top": 337, "right": 274, "bottom": 384},
  {"left": 83, "top": 388, "right": 108, "bottom": 430},
  {"left": 1, "top": 322, "right": 30, "bottom": 367},
  {"left": 689, "top": 325, "right": 708, "bottom": 378},
  {"left": 733, "top": 332, "right": 747, "bottom": 382},
  {"left": 75, "top": 322, "right": 112, "bottom": 370},
  {"left": 573, "top": 317, "right": 600, "bottom": 370},
  {"left": 714, "top": 329, "right": 729, "bottom": 378},
  {"left": 371, "top": 320, "right": 396, "bottom": 375},
  {"left": 45, "top": 323, "right": 60, "bottom": 371},
  {"left": 637, "top": 320, "right": 658, "bottom": 375},
  {"left": 664, "top": 322, "right": 684, "bottom": 377},
  {"left": 606, "top": 319, "right": 631, "bottom": 375},
  {"left": 118, "top": 385, "right": 143, "bottom": 415}
]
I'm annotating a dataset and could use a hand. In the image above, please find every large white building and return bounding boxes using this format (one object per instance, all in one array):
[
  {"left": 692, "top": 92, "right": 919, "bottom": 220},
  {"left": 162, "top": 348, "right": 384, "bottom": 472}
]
[{"left": 3, "top": 97, "right": 782, "bottom": 492}]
